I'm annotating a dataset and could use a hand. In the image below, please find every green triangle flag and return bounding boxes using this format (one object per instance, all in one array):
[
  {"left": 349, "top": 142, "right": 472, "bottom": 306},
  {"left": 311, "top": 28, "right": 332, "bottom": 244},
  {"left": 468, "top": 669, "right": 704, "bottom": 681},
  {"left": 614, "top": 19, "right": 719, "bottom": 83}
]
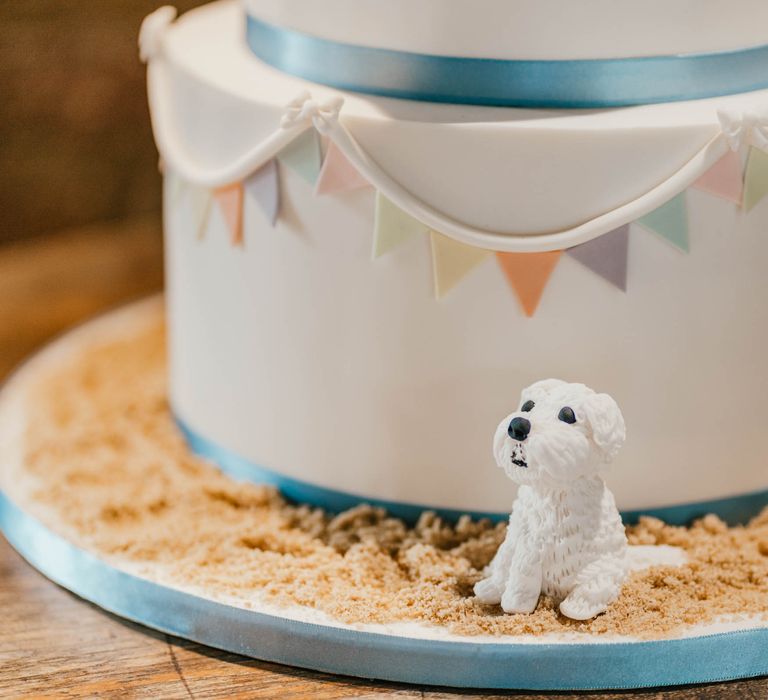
[
  {"left": 636, "top": 192, "right": 689, "bottom": 252},
  {"left": 743, "top": 147, "right": 768, "bottom": 212},
  {"left": 430, "top": 231, "right": 491, "bottom": 299},
  {"left": 277, "top": 129, "right": 322, "bottom": 185},
  {"left": 372, "top": 192, "right": 429, "bottom": 258}
]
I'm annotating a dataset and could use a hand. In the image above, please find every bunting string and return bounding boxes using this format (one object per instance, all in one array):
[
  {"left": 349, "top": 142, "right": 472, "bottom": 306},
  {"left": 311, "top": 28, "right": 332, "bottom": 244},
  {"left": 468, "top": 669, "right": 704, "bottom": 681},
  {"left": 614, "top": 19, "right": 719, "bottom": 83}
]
[{"left": 152, "top": 82, "right": 767, "bottom": 315}]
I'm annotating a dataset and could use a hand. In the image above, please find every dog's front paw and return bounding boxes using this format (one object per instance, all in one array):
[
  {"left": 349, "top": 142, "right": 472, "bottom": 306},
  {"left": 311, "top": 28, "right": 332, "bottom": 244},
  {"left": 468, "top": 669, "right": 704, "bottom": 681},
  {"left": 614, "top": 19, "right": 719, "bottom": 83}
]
[
  {"left": 559, "top": 594, "right": 608, "bottom": 621},
  {"left": 474, "top": 577, "right": 504, "bottom": 604},
  {"left": 500, "top": 588, "right": 539, "bottom": 614}
]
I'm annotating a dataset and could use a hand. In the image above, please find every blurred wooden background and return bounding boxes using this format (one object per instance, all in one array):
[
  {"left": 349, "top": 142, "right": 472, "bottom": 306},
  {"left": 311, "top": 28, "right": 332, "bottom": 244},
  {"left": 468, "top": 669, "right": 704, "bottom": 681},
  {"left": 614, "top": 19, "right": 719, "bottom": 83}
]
[{"left": 0, "top": 0, "right": 204, "bottom": 244}]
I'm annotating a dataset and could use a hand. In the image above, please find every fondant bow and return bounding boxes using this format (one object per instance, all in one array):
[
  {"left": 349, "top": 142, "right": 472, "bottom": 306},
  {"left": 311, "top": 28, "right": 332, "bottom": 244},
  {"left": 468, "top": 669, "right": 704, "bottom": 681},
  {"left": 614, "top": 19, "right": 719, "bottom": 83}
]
[
  {"left": 280, "top": 92, "right": 345, "bottom": 134},
  {"left": 717, "top": 109, "right": 768, "bottom": 152},
  {"left": 139, "top": 6, "right": 178, "bottom": 63}
]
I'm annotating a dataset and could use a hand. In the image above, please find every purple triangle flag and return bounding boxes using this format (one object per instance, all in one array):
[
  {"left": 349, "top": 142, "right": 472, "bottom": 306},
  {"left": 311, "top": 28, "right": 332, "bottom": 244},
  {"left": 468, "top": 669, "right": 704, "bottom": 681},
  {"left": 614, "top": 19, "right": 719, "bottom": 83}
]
[
  {"left": 245, "top": 159, "right": 279, "bottom": 226},
  {"left": 565, "top": 225, "right": 629, "bottom": 291}
]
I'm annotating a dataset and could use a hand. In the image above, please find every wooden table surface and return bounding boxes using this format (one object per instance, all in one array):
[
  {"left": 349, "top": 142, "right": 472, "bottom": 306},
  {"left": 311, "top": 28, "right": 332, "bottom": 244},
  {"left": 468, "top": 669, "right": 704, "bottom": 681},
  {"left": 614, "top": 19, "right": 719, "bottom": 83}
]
[{"left": 1, "top": 218, "right": 766, "bottom": 699}]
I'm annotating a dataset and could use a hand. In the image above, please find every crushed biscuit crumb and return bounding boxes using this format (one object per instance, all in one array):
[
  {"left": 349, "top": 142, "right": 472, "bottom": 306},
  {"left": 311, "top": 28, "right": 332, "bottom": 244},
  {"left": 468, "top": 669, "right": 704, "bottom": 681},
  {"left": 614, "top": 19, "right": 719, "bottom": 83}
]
[{"left": 6, "top": 309, "right": 768, "bottom": 639}]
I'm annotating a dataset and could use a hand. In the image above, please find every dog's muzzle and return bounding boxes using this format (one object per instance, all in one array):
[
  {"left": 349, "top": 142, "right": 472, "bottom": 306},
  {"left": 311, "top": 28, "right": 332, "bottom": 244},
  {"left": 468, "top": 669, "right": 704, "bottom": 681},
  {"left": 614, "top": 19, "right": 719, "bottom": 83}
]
[{"left": 509, "top": 439, "right": 528, "bottom": 468}]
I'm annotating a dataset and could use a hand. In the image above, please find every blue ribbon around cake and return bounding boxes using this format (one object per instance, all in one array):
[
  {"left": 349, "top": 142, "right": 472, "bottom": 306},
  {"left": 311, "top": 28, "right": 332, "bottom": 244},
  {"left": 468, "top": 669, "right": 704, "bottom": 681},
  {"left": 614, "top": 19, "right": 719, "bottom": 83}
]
[
  {"left": 175, "top": 415, "right": 768, "bottom": 527},
  {"left": 245, "top": 16, "right": 768, "bottom": 108}
]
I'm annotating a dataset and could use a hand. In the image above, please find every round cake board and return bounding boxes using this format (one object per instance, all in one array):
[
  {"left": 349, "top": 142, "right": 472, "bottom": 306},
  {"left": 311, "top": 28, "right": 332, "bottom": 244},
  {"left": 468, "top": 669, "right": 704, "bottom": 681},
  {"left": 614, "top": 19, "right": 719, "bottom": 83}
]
[{"left": 1, "top": 299, "right": 767, "bottom": 691}]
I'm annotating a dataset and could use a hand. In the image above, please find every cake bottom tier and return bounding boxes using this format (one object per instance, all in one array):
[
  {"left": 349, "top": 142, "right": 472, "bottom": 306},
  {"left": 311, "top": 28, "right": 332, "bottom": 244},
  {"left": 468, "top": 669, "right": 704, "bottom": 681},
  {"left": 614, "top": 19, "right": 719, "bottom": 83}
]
[
  {"left": 166, "top": 168, "right": 768, "bottom": 519},
  {"left": 1, "top": 299, "right": 767, "bottom": 690}
]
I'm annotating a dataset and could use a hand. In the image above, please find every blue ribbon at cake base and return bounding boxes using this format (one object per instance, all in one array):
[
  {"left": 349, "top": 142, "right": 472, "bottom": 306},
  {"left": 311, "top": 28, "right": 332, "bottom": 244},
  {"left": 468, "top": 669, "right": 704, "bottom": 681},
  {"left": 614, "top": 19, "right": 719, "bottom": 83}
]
[
  {"left": 175, "top": 415, "right": 768, "bottom": 526},
  {"left": 2, "top": 490, "right": 768, "bottom": 690},
  {"left": 246, "top": 16, "right": 768, "bottom": 108}
]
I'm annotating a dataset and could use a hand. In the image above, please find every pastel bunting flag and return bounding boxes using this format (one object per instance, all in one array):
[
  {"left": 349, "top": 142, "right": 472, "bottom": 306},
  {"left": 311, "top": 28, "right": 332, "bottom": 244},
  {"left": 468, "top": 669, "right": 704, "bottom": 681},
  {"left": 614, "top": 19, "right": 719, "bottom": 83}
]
[
  {"left": 189, "top": 185, "right": 213, "bottom": 241},
  {"left": 565, "top": 224, "right": 629, "bottom": 291},
  {"left": 277, "top": 129, "right": 322, "bottom": 185},
  {"left": 315, "top": 141, "right": 370, "bottom": 195},
  {"left": 495, "top": 251, "right": 562, "bottom": 317},
  {"left": 692, "top": 150, "right": 744, "bottom": 205},
  {"left": 743, "top": 146, "right": 768, "bottom": 212},
  {"left": 167, "top": 171, "right": 188, "bottom": 205},
  {"left": 214, "top": 182, "right": 244, "bottom": 247},
  {"left": 636, "top": 192, "right": 688, "bottom": 252},
  {"left": 430, "top": 231, "right": 492, "bottom": 299},
  {"left": 372, "top": 192, "right": 429, "bottom": 258},
  {"left": 245, "top": 159, "right": 279, "bottom": 226}
]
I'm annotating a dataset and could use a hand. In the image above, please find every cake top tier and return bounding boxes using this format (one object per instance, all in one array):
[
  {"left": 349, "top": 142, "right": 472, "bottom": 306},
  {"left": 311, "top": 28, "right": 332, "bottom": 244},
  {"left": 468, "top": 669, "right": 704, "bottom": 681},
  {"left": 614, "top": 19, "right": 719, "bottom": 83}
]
[{"left": 243, "top": 0, "right": 768, "bottom": 107}]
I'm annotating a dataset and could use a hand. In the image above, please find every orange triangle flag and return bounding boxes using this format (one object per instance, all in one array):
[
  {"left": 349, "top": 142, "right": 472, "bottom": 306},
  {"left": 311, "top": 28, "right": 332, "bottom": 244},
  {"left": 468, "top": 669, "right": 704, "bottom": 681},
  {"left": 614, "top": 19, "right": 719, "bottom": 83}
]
[
  {"left": 495, "top": 251, "right": 561, "bottom": 317},
  {"left": 315, "top": 141, "right": 371, "bottom": 196},
  {"left": 214, "top": 182, "right": 244, "bottom": 247}
]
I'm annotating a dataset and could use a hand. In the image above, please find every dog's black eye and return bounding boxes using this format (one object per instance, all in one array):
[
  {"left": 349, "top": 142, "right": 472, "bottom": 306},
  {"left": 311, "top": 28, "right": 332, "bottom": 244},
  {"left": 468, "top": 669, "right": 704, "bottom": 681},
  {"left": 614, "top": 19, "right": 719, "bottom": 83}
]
[
  {"left": 558, "top": 406, "right": 576, "bottom": 424},
  {"left": 521, "top": 400, "right": 535, "bottom": 412}
]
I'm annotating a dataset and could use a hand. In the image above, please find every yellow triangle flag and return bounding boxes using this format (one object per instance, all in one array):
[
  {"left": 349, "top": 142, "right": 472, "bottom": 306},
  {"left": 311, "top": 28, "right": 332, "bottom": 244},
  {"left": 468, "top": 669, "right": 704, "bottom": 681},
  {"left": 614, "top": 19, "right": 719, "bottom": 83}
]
[
  {"left": 189, "top": 185, "right": 213, "bottom": 241},
  {"left": 372, "top": 192, "right": 429, "bottom": 258},
  {"left": 430, "top": 231, "right": 491, "bottom": 299},
  {"left": 166, "top": 171, "right": 188, "bottom": 205},
  {"left": 743, "top": 147, "right": 768, "bottom": 212},
  {"left": 214, "top": 182, "right": 244, "bottom": 247},
  {"left": 496, "top": 251, "right": 562, "bottom": 317}
]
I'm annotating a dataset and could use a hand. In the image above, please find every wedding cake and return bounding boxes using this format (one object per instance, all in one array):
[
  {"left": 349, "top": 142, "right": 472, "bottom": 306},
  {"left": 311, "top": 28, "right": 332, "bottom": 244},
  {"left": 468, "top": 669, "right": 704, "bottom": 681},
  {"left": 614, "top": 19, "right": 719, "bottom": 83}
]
[
  {"left": 143, "top": 0, "right": 768, "bottom": 523},
  {"left": 2, "top": 2, "right": 768, "bottom": 691}
]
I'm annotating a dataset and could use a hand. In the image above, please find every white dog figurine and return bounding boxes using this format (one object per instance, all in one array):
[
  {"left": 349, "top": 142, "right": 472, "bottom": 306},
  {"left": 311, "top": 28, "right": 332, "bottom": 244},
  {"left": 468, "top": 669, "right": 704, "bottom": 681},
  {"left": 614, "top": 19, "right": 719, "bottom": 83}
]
[{"left": 474, "top": 379, "right": 628, "bottom": 620}]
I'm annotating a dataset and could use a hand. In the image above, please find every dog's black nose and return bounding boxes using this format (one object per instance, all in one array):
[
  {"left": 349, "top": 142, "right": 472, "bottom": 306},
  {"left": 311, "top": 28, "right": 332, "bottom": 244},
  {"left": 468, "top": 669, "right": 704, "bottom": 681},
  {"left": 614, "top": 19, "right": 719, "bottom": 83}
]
[{"left": 508, "top": 417, "right": 531, "bottom": 441}]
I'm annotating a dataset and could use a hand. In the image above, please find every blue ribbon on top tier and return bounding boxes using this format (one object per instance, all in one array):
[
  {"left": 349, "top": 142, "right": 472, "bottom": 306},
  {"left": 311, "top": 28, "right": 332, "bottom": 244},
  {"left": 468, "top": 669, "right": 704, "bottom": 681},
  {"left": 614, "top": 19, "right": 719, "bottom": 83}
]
[{"left": 246, "top": 16, "right": 768, "bottom": 108}]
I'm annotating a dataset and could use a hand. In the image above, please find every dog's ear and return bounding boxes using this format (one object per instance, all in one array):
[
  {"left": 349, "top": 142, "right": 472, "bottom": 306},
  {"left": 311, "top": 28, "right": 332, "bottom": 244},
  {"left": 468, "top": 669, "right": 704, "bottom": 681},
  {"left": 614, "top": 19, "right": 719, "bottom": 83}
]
[
  {"left": 493, "top": 414, "right": 513, "bottom": 466},
  {"left": 579, "top": 393, "right": 626, "bottom": 462},
  {"left": 521, "top": 378, "right": 568, "bottom": 405}
]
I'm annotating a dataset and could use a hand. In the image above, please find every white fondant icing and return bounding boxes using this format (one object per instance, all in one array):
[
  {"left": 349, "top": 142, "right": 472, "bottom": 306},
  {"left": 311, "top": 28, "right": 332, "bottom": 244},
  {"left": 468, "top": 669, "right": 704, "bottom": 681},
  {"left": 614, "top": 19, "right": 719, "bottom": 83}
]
[
  {"left": 243, "top": 0, "right": 768, "bottom": 61},
  {"left": 148, "top": 2, "right": 768, "bottom": 249},
  {"left": 139, "top": 5, "right": 177, "bottom": 63}
]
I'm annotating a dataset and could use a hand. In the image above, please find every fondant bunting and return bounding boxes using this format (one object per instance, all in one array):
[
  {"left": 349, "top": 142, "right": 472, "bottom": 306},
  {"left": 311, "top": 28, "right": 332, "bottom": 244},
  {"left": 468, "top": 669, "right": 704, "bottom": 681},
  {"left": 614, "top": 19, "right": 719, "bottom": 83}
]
[
  {"left": 743, "top": 147, "right": 768, "bottom": 212},
  {"left": 692, "top": 150, "right": 744, "bottom": 205},
  {"left": 245, "top": 159, "right": 280, "bottom": 226},
  {"left": 496, "top": 251, "right": 561, "bottom": 317},
  {"left": 636, "top": 193, "right": 688, "bottom": 252},
  {"left": 167, "top": 171, "right": 188, "bottom": 205},
  {"left": 565, "top": 225, "right": 629, "bottom": 291},
  {"left": 214, "top": 182, "right": 244, "bottom": 247},
  {"left": 430, "top": 231, "right": 492, "bottom": 299},
  {"left": 372, "top": 192, "right": 429, "bottom": 258},
  {"left": 315, "top": 141, "right": 371, "bottom": 195},
  {"left": 189, "top": 185, "right": 213, "bottom": 241},
  {"left": 277, "top": 129, "right": 322, "bottom": 185},
  {"left": 179, "top": 126, "right": 768, "bottom": 311}
]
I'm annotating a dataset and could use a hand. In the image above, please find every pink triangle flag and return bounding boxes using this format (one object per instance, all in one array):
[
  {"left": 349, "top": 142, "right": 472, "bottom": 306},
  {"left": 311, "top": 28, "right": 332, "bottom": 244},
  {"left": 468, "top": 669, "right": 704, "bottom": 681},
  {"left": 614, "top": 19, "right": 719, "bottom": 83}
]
[
  {"left": 315, "top": 141, "right": 371, "bottom": 196},
  {"left": 214, "top": 182, "right": 244, "bottom": 247},
  {"left": 245, "top": 159, "right": 279, "bottom": 226},
  {"left": 692, "top": 150, "right": 744, "bottom": 205},
  {"left": 565, "top": 225, "right": 629, "bottom": 291}
]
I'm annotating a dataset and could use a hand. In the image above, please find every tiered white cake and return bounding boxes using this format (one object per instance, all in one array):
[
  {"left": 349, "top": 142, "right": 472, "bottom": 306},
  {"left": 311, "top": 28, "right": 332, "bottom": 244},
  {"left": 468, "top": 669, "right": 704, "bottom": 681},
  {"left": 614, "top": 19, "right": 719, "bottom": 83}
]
[{"left": 145, "top": 0, "right": 768, "bottom": 521}]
